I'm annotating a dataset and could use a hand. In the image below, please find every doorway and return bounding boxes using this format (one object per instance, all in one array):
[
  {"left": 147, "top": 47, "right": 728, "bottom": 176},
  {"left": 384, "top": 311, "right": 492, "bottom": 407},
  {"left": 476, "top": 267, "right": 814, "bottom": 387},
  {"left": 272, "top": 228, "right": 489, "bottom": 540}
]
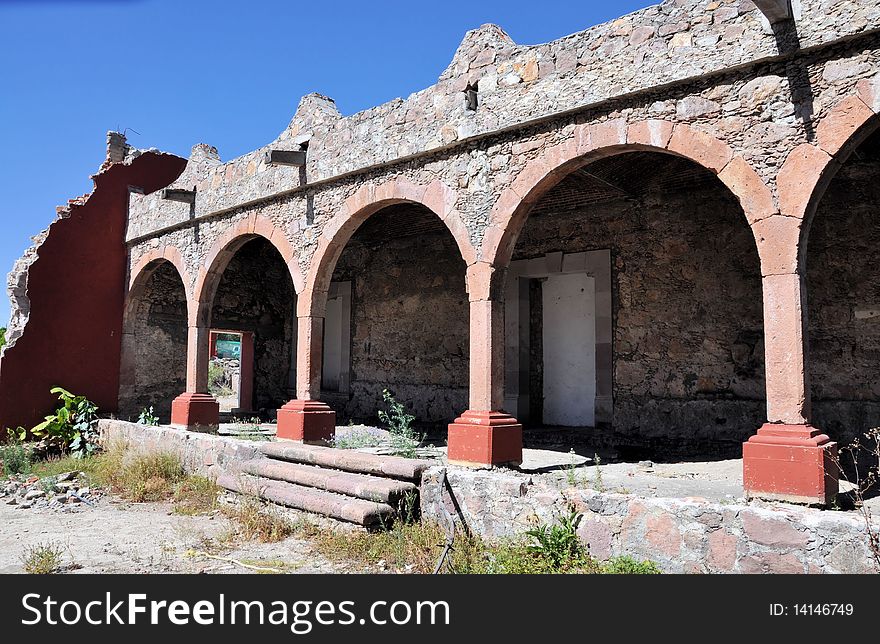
[
  {"left": 209, "top": 330, "right": 254, "bottom": 414},
  {"left": 542, "top": 273, "right": 596, "bottom": 426}
]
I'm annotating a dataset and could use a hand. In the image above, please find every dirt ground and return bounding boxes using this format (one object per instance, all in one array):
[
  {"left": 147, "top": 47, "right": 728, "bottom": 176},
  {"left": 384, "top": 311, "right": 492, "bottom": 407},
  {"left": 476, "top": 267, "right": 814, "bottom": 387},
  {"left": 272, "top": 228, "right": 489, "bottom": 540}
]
[{"left": 0, "top": 496, "right": 356, "bottom": 575}]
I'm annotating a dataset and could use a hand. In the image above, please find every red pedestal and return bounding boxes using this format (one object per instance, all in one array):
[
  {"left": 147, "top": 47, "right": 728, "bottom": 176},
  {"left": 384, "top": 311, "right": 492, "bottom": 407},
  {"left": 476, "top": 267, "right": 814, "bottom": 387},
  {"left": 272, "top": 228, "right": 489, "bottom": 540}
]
[
  {"left": 170, "top": 392, "right": 220, "bottom": 433},
  {"left": 743, "top": 423, "right": 838, "bottom": 506},
  {"left": 447, "top": 410, "right": 523, "bottom": 467},
  {"left": 276, "top": 400, "right": 336, "bottom": 444}
]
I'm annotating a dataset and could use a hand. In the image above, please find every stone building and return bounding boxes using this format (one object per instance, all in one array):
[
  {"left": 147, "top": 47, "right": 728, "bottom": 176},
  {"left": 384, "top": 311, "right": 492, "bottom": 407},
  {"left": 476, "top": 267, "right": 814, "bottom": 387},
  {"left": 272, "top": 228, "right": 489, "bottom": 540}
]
[{"left": 2, "top": 0, "right": 880, "bottom": 506}]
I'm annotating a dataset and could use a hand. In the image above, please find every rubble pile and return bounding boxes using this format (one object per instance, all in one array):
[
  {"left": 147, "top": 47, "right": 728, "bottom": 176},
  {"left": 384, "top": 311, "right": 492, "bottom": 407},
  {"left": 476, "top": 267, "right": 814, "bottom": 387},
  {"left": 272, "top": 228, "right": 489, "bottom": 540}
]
[{"left": 1, "top": 471, "right": 101, "bottom": 511}]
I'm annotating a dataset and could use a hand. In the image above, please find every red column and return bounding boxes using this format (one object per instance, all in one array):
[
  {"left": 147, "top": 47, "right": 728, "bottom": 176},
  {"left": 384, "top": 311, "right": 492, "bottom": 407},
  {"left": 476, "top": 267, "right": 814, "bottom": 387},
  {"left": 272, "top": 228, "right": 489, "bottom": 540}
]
[
  {"left": 238, "top": 332, "right": 254, "bottom": 412},
  {"left": 170, "top": 325, "right": 220, "bottom": 433},
  {"left": 276, "top": 315, "right": 336, "bottom": 443},
  {"left": 743, "top": 273, "right": 837, "bottom": 505},
  {"left": 447, "top": 298, "right": 522, "bottom": 467}
]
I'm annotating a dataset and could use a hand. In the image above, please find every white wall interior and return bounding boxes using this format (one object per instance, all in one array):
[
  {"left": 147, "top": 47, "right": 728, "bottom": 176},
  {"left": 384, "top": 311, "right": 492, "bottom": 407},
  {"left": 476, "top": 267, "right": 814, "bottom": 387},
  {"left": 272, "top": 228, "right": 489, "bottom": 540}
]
[
  {"left": 504, "top": 249, "right": 612, "bottom": 426},
  {"left": 542, "top": 273, "right": 596, "bottom": 426}
]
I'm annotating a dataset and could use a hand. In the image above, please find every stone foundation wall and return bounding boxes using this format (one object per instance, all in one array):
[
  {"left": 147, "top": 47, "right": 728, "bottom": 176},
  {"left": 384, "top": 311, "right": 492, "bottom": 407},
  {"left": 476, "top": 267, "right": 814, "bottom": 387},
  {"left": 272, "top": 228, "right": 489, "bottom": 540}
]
[
  {"left": 99, "top": 419, "right": 262, "bottom": 477},
  {"left": 118, "top": 262, "right": 188, "bottom": 422},
  {"left": 420, "top": 466, "right": 879, "bottom": 574},
  {"left": 211, "top": 238, "right": 295, "bottom": 414},
  {"left": 331, "top": 216, "right": 469, "bottom": 427},
  {"left": 98, "top": 420, "right": 878, "bottom": 574},
  {"left": 513, "top": 162, "right": 765, "bottom": 449}
]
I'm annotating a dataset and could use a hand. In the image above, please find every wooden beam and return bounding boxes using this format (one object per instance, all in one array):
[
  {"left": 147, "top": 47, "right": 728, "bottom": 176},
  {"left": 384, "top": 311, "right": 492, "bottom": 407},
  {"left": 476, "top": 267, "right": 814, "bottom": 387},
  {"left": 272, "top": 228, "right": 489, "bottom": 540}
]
[
  {"left": 266, "top": 149, "right": 307, "bottom": 167},
  {"left": 161, "top": 188, "right": 196, "bottom": 204}
]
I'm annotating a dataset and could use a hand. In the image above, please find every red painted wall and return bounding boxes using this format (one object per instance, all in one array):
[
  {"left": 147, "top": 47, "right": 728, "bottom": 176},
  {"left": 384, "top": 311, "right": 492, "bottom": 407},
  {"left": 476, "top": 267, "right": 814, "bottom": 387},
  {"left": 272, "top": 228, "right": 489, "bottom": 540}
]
[{"left": 0, "top": 151, "right": 186, "bottom": 431}]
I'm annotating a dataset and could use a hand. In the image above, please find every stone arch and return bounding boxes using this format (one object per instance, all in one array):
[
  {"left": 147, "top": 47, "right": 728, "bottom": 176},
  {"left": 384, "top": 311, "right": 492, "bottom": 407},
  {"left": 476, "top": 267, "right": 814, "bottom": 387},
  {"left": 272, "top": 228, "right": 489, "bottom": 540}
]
[
  {"left": 796, "top": 86, "right": 880, "bottom": 447},
  {"left": 126, "top": 245, "right": 194, "bottom": 331},
  {"left": 781, "top": 90, "right": 880, "bottom": 272},
  {"left": 300, "top": 178, "right": 475, "bottom": 317},
  {"left": 479, "top": 119, "right": 774, "bottom": 297},
  {"left": 119, "top": 255, "right": 190, "bottom": 421},
  {"left": 194, "top": 215, "right": 304, "bottom": 327}
]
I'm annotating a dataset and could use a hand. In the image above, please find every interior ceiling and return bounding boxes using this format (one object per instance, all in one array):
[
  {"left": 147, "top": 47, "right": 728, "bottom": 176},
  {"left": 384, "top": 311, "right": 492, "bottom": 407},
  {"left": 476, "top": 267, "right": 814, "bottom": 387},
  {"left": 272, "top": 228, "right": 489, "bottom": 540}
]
[
  {"left": 349, "top": 202, "right": 449, "bottom": 243},
  {"left": 850, "top": 126, "right": 880, "bottom": 162},
  {"left": 530, "top": 151, "right": 721, "bottom": 216},
  {"left": 348, "top": 152, "right": 724, "bottom": 242}
]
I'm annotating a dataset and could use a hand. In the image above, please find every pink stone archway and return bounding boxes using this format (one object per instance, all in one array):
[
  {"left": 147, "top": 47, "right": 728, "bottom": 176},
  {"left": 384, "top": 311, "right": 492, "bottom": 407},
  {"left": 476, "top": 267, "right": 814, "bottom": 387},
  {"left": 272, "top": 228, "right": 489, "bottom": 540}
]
[
  {"left": 284, "top": 178, "right": 476, "bottom": 444},
  {"left": 127, "top": 245, "right": 193, "bottom": 318},
  {"left": 172, "top": 215, "right": 303, "bottom": 432},
  {"left": 480, "top": 119, "right": 775, "bottom": 288},
  {"left": 299, "top": 178, "right": 476, "bottom": 318},
  {"left": 780, "top": 90, "right": 880, "bottom": 268},
  {"left": 194, "top": 215, "right": 304, "bottom": 326},
  {"left": 453, "top": 119, "right": 777, "bottom": 469},
  {"left": 120, "top": 246, "right": 192, "bottom": 424},
  {"left": 745, "top": 85, "right": 880, "bottom": 505}
]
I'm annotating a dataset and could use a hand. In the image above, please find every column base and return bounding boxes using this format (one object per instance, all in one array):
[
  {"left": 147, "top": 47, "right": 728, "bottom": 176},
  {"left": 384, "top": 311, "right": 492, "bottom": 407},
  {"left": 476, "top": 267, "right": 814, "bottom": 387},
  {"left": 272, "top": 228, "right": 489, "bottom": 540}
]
[
  {"left": 170, "top": 392, "right": 220, "bottom": 434},
  {"left": 743, "top": 423, "right": 838, "bottom": 506},
  {"left": 447, "top": 411, "right": 522, "bottom": 467},
  {"left": 276, "top": 400, "right": 336, "bottom": 444}
]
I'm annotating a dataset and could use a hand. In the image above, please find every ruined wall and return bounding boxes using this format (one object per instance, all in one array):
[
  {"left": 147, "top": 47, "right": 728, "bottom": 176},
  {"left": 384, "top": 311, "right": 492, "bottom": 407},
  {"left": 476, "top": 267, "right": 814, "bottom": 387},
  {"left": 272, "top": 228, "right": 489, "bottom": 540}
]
[
  {"left": 125, "top": 0, "right": 880, "bottom": 239},
  {"left": 118, "top": 262, "right": 188, "bottom": 422},
  {"left": 330, "top": 210, "right": 469, "bottom": 427},
  {"left": 513, "top": 156, "right": 765, "bottom": 453},
  {"left": 210, "top": 238, "right": 295, "bottom": 414},
  {"left": 0, "top": 147, "right": 186, "bottom": 430},
  {"left": 808, "top": 155, "right": 880, "bottom": 445},
  {"left": 420, "top": 466, "right": 878, "bottom": 574}
]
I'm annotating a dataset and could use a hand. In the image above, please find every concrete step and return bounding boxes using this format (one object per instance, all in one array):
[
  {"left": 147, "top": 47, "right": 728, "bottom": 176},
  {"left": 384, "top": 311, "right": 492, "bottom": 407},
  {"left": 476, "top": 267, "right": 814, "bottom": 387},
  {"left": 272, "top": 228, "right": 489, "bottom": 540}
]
[
  {"left": 217, "top": 473, "right": 396, "bottom": 529},
  {"left": 260, "top": 442, "right": 431, "bottom": 482},
  {"left": 240, "top": 458, "right": 418, "bottom": 505}
]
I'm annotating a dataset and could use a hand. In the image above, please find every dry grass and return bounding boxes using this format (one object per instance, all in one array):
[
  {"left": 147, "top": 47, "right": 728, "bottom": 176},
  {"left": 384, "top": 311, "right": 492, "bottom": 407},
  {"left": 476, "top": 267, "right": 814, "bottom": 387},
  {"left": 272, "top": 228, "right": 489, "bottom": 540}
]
[
  {"left": 35, "top": 442, "right": 222, "bottom": 514},
  {"left": 21, "top": 541, "right": 65, "bottom": 574},
  {"left": 222, "top": 497, "right": 296, "bottom": 543},
  {"left": 297, "top": 519, "right": 660, "bottom": 574},
  {"left": 300, "top": 520, "right": 490, "bottom": 574},
  {"left": 90, "top": 442, "right": 186, "bottom": 502},
  {"left": 173, "top": 476, "right": 221, "bottom": 515}
]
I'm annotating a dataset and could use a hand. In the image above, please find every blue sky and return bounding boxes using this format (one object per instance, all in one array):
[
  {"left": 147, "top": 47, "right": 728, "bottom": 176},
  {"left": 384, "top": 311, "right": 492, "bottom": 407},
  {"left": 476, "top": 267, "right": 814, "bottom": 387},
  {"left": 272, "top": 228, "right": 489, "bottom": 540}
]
[{"left": 0, "top": 0, "right": 652, "bottom": 326}]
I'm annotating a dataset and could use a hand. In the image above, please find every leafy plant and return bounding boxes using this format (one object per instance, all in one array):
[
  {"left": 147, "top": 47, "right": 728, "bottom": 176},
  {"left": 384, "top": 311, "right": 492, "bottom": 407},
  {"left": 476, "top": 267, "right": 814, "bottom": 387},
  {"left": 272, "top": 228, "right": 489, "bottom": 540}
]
[
  {"left": 208, "top": 361, "right": 234, "bottom": 397},
  {"left": 0, "top": 429, "right": 31, "bottom": 477},
  {"left": 601, "top": 555, "right": 662, "bottom": 574},
  {"left": 0, "top": 327, "right": 6, "bottom": 351},
  {"left": 525, "top": 508, "right": 586, "bottom": 569},
  {"left": 137, "top": 406, "right": 160, "bottom": 426},
  {"left": 26, "top": 387, "right": 99, "bottom": 458},
  {"left": 378, "top": 389, "right": 423, "bottom": 458}
]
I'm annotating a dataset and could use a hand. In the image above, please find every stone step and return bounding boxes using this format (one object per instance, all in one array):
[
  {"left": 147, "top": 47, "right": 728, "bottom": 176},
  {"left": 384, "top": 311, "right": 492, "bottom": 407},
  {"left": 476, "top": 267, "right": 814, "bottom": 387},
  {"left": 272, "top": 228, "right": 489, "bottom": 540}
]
[
  {"left": 217, "top": 473, "right": 396, "bottom": 529},
  {"left": 240, "top": 458, "right": 418, "bottom": 505},
  {"left": 260, "top": 442, "right": 431, "bottom": 482}
]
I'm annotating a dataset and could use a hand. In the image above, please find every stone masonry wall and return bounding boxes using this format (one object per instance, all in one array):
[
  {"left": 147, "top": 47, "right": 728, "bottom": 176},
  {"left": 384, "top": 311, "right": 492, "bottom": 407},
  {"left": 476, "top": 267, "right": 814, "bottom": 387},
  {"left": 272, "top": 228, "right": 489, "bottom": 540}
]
[
  {"left": 513, "top": 158, "right": 765, "bottom": 452},
  {"left": 808, "top": 151, "right": 880, "bottom": 444},
  {"left": 125, "top": 0, "right": 880, "bottom": 242},
  {"left": 118, "top": 262, "right": 188, "bottom": 422},
  {"left": 105, "top": 1, "right": 880, "bottom": 455},
  {"left": 420, "top": 466, "right": 879, "bottom": 574},
  {"left": 211, "top": 238, "right": 295, "bottom": 414},
  {"left": 330, "top": 212, "right": 469, "bottom": 427}
]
